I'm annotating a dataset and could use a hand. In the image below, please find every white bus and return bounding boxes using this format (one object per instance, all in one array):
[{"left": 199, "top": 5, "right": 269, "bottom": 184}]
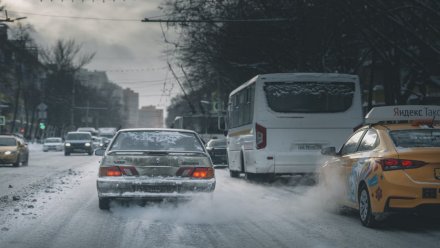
[{"left": 226, "top": 73, "right": 363, "bottom": 180}]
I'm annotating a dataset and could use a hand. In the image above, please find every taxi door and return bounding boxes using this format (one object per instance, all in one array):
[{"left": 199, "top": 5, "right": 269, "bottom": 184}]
[{"left": 338, "top": 129, "right": 368, "bottom": 209}]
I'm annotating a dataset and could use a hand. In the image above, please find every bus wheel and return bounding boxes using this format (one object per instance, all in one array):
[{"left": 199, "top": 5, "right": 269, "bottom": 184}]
[
  {"left": 229, "top": 170, "right": 240, "bottom": 178},
  {"left": 245, "top": 172, "right": 258, "bottom": 181}
]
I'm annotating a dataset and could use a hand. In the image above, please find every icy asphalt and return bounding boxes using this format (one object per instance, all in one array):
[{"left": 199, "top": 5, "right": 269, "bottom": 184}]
[{"left": 0, "top": 145, "right": 439, "bottom": 248}]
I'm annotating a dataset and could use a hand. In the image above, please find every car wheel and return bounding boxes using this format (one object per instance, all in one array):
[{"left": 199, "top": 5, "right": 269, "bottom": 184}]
[
  {"left": 88, "top": 150, "right": 93, "bottom": 156},
  {"left": 64, "top": 151, "right": 70, "bottom": 156},
  {"left": 13, "top": 154, "right": 20, "bottom": 167},
  {"left": 99, "top": 198, "right": 110, "bottom": 210},
  {"left": 22, "top": 154, "right": 29, "bottom": 166},
  {"left": 359, "top": 184, "right": 377, "bottom": 227}
]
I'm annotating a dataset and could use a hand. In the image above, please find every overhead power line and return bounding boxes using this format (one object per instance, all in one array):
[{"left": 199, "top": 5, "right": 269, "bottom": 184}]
[
  {"left": 142, "top": 18, "right": 293, "bottom": 23},
  {"left": 7, "top": 10, "right": 293, "bottom": 23},
  {"left": 8, "top": 10, "right": 139, "bottom": 22}
]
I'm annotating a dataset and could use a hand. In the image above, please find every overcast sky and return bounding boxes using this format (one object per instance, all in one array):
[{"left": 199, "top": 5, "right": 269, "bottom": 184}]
[{"left": 3, "top": 0, "right": 180, "bottom": 111}]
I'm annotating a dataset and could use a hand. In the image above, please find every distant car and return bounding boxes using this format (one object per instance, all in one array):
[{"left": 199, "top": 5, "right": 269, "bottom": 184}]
[
  {"left": 95, "top": 128, "right": 216, "bottom": 210},
  {"left": 76, "top": 127, "right": 98, "bottom": 136},
  {"left": 0, "top": 135, "right": 29, "bottom": 167},
  {"left": 206, "top": 138, "right": 228, "bottom": 166},
  {"left": 320, "top": 105, "right": 440, "bottom": 227},
  {"left": 64, "top": 132, "right": 94, "bottom": 156},
  {"left": 98, "top": 137, "right": 110, "bottom": 148},
  {"left": 43, "top": 137, "right": 64, "bottom": 152},
  {"left": 91, "top": 136, "right": 101, "bottom": 149}
]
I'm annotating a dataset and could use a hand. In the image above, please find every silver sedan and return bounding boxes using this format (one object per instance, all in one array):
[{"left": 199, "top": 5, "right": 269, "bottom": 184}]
[{"left": 95, "top": 128, "right": 216, "bottom": 209}]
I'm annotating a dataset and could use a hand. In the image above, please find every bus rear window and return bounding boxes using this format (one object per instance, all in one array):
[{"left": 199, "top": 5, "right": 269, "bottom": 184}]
[{"left": 263, "top": 82, "right": 355, "bottom": 113}]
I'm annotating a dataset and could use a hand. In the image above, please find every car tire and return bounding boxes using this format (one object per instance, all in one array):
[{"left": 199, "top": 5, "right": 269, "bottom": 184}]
[
  {"left": 13, "top": 155, "right": 20, "bottom": 167},
  {"left": 88, "top": 150, "right": 93, "bottom": 156},
  {"left": 64, "top": 151, "right": 70, "bottom": 156},
  {"left": 359, "top": 184, "right": 377, "bottom": 227},
  {"left": 22, "top": 154, "right": 29, "bottom": 166},
  {"left": 99, "top": 198, "right": 110, "bottom": 210}
]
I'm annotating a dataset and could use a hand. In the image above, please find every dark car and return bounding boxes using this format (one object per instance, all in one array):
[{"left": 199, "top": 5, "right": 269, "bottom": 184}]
[
  {"left": 206, "top": 138, "right": 228, "bottom": 166},
  {"left": 95, "top": 128, "right": 216, "bottom": 210},
  {"left": 64, "top": 132, "right": 94, "bottom": 156}
]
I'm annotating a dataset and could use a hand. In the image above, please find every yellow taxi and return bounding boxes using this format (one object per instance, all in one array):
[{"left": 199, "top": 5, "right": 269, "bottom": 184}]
[
  {"left": 320, "top": 105, "right": 440, "bottom": 227},
  {"left": 0, "top": 135, "right": 29, "bottom": 167}
]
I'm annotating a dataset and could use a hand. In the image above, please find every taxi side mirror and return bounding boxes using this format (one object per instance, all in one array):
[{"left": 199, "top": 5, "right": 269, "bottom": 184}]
[{"left": 321, "top": 147, "right": 337, "bottom": 156}]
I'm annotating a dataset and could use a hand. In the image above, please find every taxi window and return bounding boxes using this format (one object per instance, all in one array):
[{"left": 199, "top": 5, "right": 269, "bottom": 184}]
[
  {"left": 390, "top": 129, "right": 440, "bottom": 148},
  {"left": 340, "top": 129, "right": 366, "bottom": 155},
  {"left": 357, "top": 129, "right": 379, "bottom": 152}
]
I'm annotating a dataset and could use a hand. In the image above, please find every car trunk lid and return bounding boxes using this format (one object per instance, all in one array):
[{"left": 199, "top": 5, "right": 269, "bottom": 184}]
[
  {"left": 396, "top": 148, "right": 440, "bottom": 183},
  {"left": 104, "top": 151, "right": 211, "bottom": 177}
]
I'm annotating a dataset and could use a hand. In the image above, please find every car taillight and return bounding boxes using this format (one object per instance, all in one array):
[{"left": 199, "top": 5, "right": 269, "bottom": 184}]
[
  {"left": 256, "top": 123, "right": 266, "bottom": 150},
  {"left": 380, "top": 159, "right": 426, "bottom": 171},
  {"left": 176, "top": 167, "right": 214, "bottom": 179},
  {"left": 99, "top": 166, "right": 139, "bottom": 177}
]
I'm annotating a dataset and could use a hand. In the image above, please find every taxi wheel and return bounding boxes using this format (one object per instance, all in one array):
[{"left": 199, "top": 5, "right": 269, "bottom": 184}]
[
  {"left": 358, "top": 184, "right": 377, "bottom": 227},
  {"left": 99, "top": 198, "right": 110, "bottom": 210}
]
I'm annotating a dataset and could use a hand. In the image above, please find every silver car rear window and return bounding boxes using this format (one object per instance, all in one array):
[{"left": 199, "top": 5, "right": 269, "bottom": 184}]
[{"left": 110, "top": 131, "right": 204, "bottom": 152}]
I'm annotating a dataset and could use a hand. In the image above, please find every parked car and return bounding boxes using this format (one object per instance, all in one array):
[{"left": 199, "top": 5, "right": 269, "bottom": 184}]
[
  {"left": 320, "top": 105, "right": 440, "bottom": 227},
  {"left": 95, "top": 128, "right": 216, "bottom": 210},
  {"left": 64, "top": 132, "right": 94, "bottom": 156},
  {"left": 206, "top": 138, "right": 228, "bottom": 166},
  {"left": 0, "top": 135, "right": 29, "bottom": 167},
  {"left": 43, "top": 137, "right": 64, "bottom": 152}
]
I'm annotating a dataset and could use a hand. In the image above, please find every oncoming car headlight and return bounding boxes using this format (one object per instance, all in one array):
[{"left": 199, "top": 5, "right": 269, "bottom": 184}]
[
  {"left": 4, "top": 151, "right": 15, "bottom": 155},
  {"left": 85, "top": 142, "right": 91, "bottom": 147},
  {"left": 65, "top": 143, "right": 71, "bottom": 147}
]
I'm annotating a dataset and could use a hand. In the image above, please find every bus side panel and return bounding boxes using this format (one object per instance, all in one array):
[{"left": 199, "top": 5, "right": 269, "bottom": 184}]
[{"left": 227, "top": 125, "right": 253, "bottom": 172}]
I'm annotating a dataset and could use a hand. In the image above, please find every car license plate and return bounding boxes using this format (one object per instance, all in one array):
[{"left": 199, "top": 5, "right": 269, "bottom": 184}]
[{"left": 435, "top": 168, "right": 440, "bottom": 180}]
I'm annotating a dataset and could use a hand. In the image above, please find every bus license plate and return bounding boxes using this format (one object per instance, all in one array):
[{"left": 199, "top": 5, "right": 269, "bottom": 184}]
[{"left": 297, "top": 144, "right": 322, "bottom": 150}]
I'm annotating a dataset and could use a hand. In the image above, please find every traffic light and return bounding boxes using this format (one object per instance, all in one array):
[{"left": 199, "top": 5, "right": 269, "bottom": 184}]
[{"left": 39, "top": 122, "right": 46, "bottom": 130}]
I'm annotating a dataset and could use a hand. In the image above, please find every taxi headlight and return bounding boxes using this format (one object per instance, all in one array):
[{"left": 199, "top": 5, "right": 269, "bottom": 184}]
[
  {"left": 5, "top": 151, "right": 12, "bottom": 155},
  {"left": 85, "top": 142, "right": 91, "bottom": 147},
  {"left": 65, "top": 143, "right": 71, "bottom": 147}
]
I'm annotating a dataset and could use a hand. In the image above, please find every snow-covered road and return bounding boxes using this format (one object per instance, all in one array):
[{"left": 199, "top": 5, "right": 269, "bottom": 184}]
[{"left": 0, "top": 148, "right": 439, "bottom": 248}]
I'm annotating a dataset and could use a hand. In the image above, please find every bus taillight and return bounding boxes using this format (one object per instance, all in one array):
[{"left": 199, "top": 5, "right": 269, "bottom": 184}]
[{"left": 256, "top": 123, "right": 267, "bottom": 149}]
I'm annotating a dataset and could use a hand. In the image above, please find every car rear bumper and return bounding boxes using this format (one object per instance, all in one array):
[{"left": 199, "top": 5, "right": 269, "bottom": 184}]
[
  {"left": 371, "top": 172, "right": 440, "bottom": 213},
  {"left": 97, "top": 177, "right": 216, "bottom": 199}
]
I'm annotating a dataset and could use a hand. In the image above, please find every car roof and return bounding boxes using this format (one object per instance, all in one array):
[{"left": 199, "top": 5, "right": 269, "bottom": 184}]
[
  {"left": 67, "top": 131, "right": 92, "bottom": 135},
  {"left": 117, "top": 128, "right": 198, "bottom": 134},
  {"left": 0, "top": 135, "right": 16, "bottom": 138}
]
